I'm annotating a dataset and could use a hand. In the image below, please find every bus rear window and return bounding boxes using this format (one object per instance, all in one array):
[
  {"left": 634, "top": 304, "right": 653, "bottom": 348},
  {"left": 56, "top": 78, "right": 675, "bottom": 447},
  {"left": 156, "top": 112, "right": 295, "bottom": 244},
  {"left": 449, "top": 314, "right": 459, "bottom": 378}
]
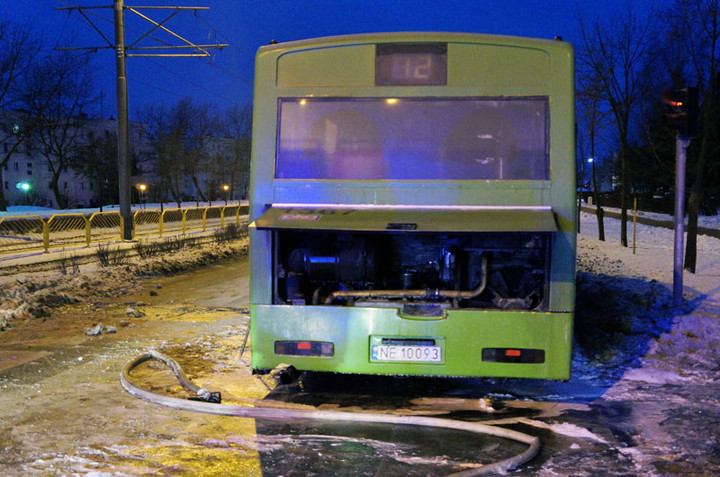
[{"left": 276, "top": 97, "right": 548, "bottom": 181}]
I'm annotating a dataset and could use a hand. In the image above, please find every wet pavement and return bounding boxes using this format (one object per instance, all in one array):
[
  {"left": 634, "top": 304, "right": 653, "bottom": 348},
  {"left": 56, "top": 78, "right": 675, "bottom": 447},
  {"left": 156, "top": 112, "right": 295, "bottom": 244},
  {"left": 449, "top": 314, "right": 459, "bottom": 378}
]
[{"left": 1, "top": 256, "right": 719, "bottom": 476}]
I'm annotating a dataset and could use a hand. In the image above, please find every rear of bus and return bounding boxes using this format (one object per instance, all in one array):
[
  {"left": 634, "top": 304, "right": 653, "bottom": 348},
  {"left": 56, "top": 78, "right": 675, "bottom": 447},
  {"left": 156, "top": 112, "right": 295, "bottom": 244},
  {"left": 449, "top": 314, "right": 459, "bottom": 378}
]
[{"left": 248, "top": 33, "right": 576, "bottom": 379}]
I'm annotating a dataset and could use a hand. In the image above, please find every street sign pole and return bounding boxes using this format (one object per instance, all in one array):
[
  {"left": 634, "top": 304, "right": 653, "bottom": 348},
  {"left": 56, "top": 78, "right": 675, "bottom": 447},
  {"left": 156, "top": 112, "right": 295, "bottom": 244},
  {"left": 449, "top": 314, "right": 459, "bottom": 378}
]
[{"left": 673, "top": 137, "right": 691, "bottom": 306}]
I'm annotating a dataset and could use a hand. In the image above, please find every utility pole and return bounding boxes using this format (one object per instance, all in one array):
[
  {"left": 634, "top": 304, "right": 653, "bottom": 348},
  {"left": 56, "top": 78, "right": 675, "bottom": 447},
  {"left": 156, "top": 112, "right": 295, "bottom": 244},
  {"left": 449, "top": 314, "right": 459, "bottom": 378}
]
[
  {"left": 115, "top": 0, "right": 131, "bottom": 239},
  {"left": 56, "top": 2, "right": 227, "bottom": 240}
]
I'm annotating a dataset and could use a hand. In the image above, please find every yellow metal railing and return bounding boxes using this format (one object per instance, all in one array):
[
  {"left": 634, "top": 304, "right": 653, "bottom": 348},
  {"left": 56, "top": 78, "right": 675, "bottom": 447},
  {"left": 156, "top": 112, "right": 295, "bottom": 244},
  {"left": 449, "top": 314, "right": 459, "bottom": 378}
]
[
  {"left": 0, "top": 215, "right": 45, "bottom": 254},
  {"left": 89, "top": 211, "right": 124, "bottom": 244},
  {"left": 133, "top": 209, "right": 162, "bottom": 238},
  {"left": 0, "top": 204, "right": 248, "bottom": 255},
  {"left": 46, "top": 213, "right": 88, "bottom": 250}
]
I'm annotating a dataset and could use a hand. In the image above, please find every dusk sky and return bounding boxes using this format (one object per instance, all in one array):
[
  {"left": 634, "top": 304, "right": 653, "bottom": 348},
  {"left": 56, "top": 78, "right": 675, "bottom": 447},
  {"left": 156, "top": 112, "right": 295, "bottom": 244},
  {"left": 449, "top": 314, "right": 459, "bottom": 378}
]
[{"left": 5, "top": 1, "right": 658, "bottom": 120}]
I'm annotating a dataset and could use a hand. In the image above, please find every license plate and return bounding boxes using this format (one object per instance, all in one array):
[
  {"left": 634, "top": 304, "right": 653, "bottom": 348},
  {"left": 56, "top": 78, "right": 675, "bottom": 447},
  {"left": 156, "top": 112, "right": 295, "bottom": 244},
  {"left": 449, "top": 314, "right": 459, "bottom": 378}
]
[{"left": 371, "top": 344, "right": 442, "bottom": 363}]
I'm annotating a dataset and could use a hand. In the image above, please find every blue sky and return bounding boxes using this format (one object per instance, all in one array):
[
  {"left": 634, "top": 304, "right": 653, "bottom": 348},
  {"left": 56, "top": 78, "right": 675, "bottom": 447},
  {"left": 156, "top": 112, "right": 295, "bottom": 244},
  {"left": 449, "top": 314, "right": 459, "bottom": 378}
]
[{"left": 4, "top": 0, "right": 658, "bottom": 119}]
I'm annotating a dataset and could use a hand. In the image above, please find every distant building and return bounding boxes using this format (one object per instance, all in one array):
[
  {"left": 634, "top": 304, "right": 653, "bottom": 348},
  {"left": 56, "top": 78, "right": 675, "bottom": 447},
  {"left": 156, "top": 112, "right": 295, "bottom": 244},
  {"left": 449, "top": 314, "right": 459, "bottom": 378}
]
[
  {"left": 1, "top": 110, "right": 246, "bottom": 209},
  {"left": 0, "top": 110, "right": 150, "bottom": 208}
]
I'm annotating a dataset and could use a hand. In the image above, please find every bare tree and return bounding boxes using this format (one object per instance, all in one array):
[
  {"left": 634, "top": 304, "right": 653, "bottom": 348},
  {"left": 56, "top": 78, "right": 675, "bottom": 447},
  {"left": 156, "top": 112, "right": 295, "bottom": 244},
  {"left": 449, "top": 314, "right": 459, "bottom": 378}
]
[
  {"left": 179, "top": 99, "right": 218, "bottom": 205},
  {"left": 221, "top": 104, "right": 252, "bottom": 200},
  {"left": 577, "top": 4, "right": 659, "bottom": 246},
  {"left": 73, "top": 129, "right": 118, "bottom": 210},
  {"left": 576, "top": 72, "right": 611, "bottom": 241},
  {"left": 0, "top": 20, "right": 42, "bottom": 211},
  {"left": 142, "top": 98, "right": 221, "bottom": 207},
  {"left": 18, "top": 51, "right": 97, "bottom": 209},
  {"left": 663, "top": 0, "right": 720, "bottom": 272},
  {"left": 142, "top": 102, "right": 185, "bottom": 207}
]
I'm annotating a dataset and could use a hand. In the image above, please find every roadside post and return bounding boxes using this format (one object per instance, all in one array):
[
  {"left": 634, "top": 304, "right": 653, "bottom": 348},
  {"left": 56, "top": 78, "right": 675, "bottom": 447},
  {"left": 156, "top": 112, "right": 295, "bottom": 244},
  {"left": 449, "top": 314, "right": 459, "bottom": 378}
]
[{"left": 661, "top": 87, "right": 698, "bottom": 306}]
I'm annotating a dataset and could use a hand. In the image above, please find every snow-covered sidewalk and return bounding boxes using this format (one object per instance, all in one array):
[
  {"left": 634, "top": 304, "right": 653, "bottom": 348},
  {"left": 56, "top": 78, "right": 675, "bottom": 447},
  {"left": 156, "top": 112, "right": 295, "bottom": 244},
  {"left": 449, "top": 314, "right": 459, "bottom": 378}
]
[
  {"left": 578, "top": 211, "right": 720, "bottom": 474},
  {"left": 578, "top": 211, "right": 720, "bottom": 304}
]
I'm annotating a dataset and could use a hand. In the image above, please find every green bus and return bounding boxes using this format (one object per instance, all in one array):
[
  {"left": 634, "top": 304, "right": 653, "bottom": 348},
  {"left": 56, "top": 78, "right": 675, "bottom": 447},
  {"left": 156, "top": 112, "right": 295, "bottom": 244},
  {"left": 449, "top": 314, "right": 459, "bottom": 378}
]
[{"left": 248, "top": 32, "right": 576, "bottom": 379}]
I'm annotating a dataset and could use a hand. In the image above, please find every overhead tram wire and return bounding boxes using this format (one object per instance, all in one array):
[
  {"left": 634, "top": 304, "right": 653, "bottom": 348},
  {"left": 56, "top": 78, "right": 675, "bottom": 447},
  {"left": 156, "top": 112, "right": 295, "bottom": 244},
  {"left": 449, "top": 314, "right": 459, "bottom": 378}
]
[
  {"left": 28, "top": 2, "right": 248, "bottom": 111},
  {"left": 51, "top": 2, "right": 242, "bottom": 107},
  {"left": 190, "top": 14, "right": 255, "bottom": 88},
  {"left": 26, "top": 0, "right": 73, "bottom": 49},
  {"left": 119, "top": 8, "right": 255, "bottom": 100},
  {"left": 194, "top": 13, "right": 255, "bottom": 61},
  {"left": 198, "top": 57, "right": 254, "bottom": 90},
  {"left": 54, "top": 1, "right": 183, "bottom": 51},
  {"left": 46, "top": 7, "right": 209, "bottom": 109},
  {"left": 144, "top": 56, "right": 240, "bottom": 104}
]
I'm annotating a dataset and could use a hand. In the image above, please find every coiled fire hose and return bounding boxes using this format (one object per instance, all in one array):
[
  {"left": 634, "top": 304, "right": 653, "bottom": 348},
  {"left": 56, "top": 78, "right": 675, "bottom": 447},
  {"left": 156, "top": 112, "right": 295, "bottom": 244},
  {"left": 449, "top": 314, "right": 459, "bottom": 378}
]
[{"left": 121, "top": 350, "right": 540, "bottom": 476}]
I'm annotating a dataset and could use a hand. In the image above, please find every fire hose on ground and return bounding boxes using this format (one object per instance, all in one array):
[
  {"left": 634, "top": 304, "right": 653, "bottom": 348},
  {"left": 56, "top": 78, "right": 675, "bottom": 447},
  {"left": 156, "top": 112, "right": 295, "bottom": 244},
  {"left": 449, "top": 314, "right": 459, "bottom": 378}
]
[{"left": 120, "top": 350, "right": 540, "bottom": 476}]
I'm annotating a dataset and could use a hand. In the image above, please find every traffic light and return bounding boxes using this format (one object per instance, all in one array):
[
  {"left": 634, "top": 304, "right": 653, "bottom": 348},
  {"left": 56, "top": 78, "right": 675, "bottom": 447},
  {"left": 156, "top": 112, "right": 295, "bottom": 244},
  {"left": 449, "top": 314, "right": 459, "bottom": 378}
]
[{"left": 661, "top": 87, "right": 698, "bottom": 137}]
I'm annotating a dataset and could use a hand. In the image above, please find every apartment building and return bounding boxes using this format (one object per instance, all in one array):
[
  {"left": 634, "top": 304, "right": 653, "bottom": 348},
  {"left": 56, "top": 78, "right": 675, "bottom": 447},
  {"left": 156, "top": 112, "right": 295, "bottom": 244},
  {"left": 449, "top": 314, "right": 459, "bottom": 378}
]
[{"left": 1, "top": 111, "right": 150, "bottom": 208}]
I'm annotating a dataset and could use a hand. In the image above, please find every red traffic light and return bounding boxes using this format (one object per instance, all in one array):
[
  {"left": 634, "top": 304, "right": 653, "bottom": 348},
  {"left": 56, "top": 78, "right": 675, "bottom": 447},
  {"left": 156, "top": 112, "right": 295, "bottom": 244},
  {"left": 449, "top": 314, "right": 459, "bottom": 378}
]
[{"left": 661, "top": 87, "right": 698, "bottom": 137}]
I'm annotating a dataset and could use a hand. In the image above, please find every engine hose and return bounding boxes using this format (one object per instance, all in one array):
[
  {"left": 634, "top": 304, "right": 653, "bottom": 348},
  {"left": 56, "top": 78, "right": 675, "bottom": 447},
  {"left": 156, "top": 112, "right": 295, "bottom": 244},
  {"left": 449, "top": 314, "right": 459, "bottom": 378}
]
[{"left": 120, "top": 351, "right": 540, "bottom": 476}]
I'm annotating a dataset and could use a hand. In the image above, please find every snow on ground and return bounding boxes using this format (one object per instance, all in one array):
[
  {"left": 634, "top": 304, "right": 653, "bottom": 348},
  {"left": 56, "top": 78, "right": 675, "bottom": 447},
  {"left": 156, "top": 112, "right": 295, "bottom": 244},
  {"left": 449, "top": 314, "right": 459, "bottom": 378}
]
[
  {"left": 576, "top": 210, "right": 720, "bottom": 386},
  {"left": 602, "top": 205, "right": 720, "bottom": 230},
  {"left": 579, "top": 209, "right": 720, "bottom": 302},
  {"left": 576, "top": 211, "right": 720, "bottom": 474}
]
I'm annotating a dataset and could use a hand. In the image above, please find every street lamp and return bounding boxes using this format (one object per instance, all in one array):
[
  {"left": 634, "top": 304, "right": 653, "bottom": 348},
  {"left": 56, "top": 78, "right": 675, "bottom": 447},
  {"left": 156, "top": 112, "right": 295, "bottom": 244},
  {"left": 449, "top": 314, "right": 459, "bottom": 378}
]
[
  {"left": 588, "top": 157, "right": 596, "bottom": 194},
  {"left": 137, "top": 183, "right": 147, "bottom": 209},
  {"left": 222, "top": 184, "right": 229, "bottom": 205}
]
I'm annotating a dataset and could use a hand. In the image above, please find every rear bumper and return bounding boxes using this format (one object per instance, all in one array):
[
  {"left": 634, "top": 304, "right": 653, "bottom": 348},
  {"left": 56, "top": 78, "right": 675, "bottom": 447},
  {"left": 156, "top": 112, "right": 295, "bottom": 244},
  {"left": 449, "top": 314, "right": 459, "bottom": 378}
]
[{"left": 250, "top": 304, "right": 572, "bottom": 379}]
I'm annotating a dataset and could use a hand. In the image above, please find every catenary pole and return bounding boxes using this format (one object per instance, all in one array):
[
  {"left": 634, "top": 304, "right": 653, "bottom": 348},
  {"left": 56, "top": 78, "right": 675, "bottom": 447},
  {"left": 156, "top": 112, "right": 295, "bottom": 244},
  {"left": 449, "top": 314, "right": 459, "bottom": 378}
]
[
  {"left": 55, "top": 3, "right": 227, "bottom": 239},
  {"left": 114, "top": 0, "right": 132, "bottom": 240}
]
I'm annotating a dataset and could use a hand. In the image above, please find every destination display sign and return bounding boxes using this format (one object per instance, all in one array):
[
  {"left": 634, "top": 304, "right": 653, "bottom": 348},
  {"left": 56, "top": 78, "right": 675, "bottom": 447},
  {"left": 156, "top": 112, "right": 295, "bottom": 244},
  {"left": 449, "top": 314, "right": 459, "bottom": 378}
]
[{"left": 376, "top": 43, "right": 448, "bottom": 86}]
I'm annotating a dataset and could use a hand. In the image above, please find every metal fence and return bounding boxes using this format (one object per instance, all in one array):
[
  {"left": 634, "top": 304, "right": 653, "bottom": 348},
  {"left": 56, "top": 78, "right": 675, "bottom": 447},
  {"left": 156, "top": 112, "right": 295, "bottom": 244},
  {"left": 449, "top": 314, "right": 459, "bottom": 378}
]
[
  {"left": 0, "top": 204, "right": 248, "bottom": 256},
  {"left": 133, "top": 204, "right": 245, "bottom": 238}
]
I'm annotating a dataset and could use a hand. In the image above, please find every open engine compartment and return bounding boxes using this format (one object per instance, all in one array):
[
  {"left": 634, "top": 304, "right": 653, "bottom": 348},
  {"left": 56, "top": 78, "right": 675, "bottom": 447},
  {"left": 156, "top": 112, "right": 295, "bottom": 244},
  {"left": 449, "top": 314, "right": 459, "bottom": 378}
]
[{"left": 273, "top": 230, "right": 551, "bottom": 311}]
